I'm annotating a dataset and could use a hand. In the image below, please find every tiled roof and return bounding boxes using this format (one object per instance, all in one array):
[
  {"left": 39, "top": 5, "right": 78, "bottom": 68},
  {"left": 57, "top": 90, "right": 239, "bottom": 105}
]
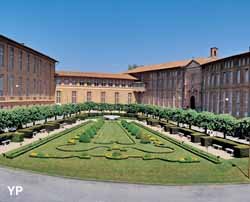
[
  {"left": 56, "top": 71, "right": 138, "bottom": 80},
  {"left": 126, "top": 57, "right": 218, "bottom": 74}
]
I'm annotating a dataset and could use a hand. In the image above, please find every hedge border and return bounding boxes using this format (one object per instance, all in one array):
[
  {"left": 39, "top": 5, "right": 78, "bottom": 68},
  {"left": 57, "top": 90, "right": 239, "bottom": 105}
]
[
  {"left": 132, "top": 122, "right": 221, "bottom": 164},
  {"left": 5, "top": 121, "right": 92, "bottom": 159}
]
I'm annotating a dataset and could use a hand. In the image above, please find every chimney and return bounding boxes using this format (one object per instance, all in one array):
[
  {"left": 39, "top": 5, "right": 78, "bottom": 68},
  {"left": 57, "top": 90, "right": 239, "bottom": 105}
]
[{"left": 210, "top": 47, "right": 218, "bottom": 58}]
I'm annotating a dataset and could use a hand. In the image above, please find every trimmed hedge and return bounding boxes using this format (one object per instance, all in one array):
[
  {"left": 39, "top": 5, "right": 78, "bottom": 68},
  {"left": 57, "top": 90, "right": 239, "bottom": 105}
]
[
  {"left": 146, "top": 118, "right": 159, "bottom": 126},
  {"left": 178, "top": 128, "right": 194, "bottom": 136},
  {"left": 200, "top": 136, "right": 213, "bottom": 147},
  {"left": 211, "top": 137, "right": 249, "bottom": 157},
  {"left": 133, "top": 122, "right": 221, "bottom": 164},
  {"left": 234, "top": 145, "right": 249, "bottom": 158},
  {"left": 11, "top": 132, "right": 24, "bottom": 142},
  {"left": 18, "top": 129, "right": 33, "bottom": 138},
  {"left": 5, "top": 121, "right": 91, "bottom": 159},
  {"left": 0, "top": 132, "right": 14, "bottom": 143},
  {"left": 169, "top": 126, "right": 179, "bottom": 134},
  {"left": 44, "top": 122, "right": 60, "bottom": 132},
  {"left": 190, "top": 133, "right": 206, "bottom": 143}
]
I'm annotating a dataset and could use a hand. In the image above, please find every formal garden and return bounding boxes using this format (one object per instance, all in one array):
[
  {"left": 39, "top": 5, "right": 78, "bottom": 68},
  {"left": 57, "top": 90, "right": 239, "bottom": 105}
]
[{"left": 0, "top": 102, "right": 249, "bottom": 184}]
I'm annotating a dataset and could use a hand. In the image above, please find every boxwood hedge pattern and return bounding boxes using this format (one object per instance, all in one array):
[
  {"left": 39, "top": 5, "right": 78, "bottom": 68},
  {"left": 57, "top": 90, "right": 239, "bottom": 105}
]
[
  {"left": 4, "top": 121, "right": 92, "bottom": 159},
  {"left": 27, "top": 119, "right": 199, "bottom": 164}
]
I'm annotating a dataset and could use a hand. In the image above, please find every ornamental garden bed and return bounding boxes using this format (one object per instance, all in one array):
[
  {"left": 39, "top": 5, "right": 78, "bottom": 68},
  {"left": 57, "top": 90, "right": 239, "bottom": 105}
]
[{"left": 1, "top": 117, "right": 249, "bottom": 185}]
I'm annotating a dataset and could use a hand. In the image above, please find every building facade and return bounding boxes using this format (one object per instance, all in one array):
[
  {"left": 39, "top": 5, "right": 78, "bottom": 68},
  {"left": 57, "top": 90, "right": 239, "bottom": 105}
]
[
  {"left": 1, "top": 34, "right": 250, "bottom": 118},
  {"left": 0, "top": 35, "right": 57, "bottom": 108},
  {"left": 202, "top": 52, "right": 250, "bottom": 117},
  {"left": 127, "top": 48, "right": 250, "bottom": 118},
  {"left": 55, "top": 71, "right": 145, "bottom": 105}
]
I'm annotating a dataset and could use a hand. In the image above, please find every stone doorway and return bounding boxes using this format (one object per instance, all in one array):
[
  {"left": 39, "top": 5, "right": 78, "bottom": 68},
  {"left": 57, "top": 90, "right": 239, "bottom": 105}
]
[{"left": 190, "top": 96, "right": 196, "bottom": 109}]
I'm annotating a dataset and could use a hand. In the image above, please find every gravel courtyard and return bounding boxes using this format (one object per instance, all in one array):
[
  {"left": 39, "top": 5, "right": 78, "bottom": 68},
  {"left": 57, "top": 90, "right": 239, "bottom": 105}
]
[{"left": 0, "top": 167, "right": 249, "bottom": 202}]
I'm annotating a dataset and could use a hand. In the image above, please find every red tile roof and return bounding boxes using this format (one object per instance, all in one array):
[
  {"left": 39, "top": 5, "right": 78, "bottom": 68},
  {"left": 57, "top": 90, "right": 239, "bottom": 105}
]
[
  {"left": 56, "top": 71, "right": 138, "bottom": 80},
  {"left": 126, "top": 57, "right": 218, "bottom": 74}
]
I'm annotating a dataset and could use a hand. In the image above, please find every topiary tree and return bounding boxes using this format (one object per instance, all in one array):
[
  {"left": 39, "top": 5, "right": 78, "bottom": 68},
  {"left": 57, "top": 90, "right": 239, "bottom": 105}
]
[
  {"left": 195, "top": 112, "right": 216, "bottom": 134},
  {"left": 215, "top": 114, "right": 237, "bottom": 139},
  {"left": 182, "top": 109, "right": 198, "bottom": 129},
  {"left": 79, "top": 133, "right": 91, "bottom": 143},
  {"left": 236, "top": 118, "right": 250, "bottom": 139}
]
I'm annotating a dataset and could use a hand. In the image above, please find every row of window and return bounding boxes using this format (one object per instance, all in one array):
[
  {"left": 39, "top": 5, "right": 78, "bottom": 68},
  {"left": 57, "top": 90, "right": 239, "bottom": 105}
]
[
  {"left": 204, "top": 68, "right": 249, "bottom": 87},
  {"left": 0, "top": 75, "right": 49, "bottom": 97},
  {"left": 205, "top": 56, "right": 250, "bottom": 72},
  {"left": 56, "top": 78, "right": 133, "bottom": 88},
  {"left": 0, "top": 44, "right": 53, "bottom": 75},
  {"left": 203, "top": 91, "right": 249, "bottom": 117},
  {"left": 56, "top": 91, "right": 133, "bottom": 104}
]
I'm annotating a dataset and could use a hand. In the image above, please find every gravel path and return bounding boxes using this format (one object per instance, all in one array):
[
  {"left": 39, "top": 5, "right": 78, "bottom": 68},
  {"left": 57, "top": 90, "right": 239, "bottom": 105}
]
[
  {"left": 0, "top": 167, "right": 250, "bottom": 202},
  {"left": 0, "top": 120, "right": 88, "bottom": 154},
  {"left": 133, "top": 120, "right": 233, "bottom": 159}
]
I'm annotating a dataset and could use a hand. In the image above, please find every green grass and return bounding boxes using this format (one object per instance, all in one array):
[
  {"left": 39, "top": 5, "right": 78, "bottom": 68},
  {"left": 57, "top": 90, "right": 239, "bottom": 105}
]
[
  {"left": 0, "top": 120, "right": 249, "bottom": 185},
  {"left": 94, "top": 121, "right": 133, "bottom": 144}
]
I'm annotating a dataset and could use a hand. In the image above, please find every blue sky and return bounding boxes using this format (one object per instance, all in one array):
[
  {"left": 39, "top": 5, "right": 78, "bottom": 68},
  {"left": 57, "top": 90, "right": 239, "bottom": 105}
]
[{"left": 0, "top": 0, "right": 250, "bottom": 73}]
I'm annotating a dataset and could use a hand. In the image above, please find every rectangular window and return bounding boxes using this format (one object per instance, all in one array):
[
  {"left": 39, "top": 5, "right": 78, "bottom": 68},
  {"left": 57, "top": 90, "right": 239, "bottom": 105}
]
[
  {"left": 115, "top": 92, "right": 119, "bottom": 104},
  {"left": 128, "top": 93, "right": 132, "bottom": 104},
  {"left": 222, "top": 91, "right": 226, "bottom": 113},
  {"left": 33, "top": 57, "right": 36, "bottom": 73},
  {"left": 56, "top": 78, "right": 61, "bottom": 85},
  {"left": 0, "top": 76, "right": 3, "bottom": 96},
  {"left": 56, "top": 91, "right": 61, "bottom": 104},
  {"left": 244, "top": 91, "right": 249, "bottom": 117},
  {"left": 0, "top": 44, "right": 4, "bottom": 66},
  {"left": 26, "top": 79, "right": 30, "bottom": 96},
  {"left": 18, "top": 77, "right": 22, "bottom": 96},
  {"left": 8, "top": 47, "right": 14, "bottom": 69},
  {"left": 245, "top": 69, "right": 249, "bottom": 83},
  {"left": 87, "top": 91, "right": 92, "bottom": 102},
  {"left": 18, "top": 50, "right": 22, "bottom": 70},
  {"left": 101, "top": 92, "right": 106, "bottom": 103},
  {"left": 229, "top": 71, "right": 233, "bottom": 84},
  {"left": 8, "top": 75, "right": 14, "bottom": 96},
  {"left": 27, "top": 54, "right": 30, "bottom": 72},
  {"left": 33, "top": 79, "right": 36, "bottom": 95},
  {"left": 72, "top": 91, "right": 77, "bottom": 103},
  {"left": 228, "top": 91, "right": 232, "bottom": 114},
  {"left": 223, "top": 72, "right": 226, "bottom": 85},
  {"left": 236, "top": 92, "right": 240, "bottom": 116},
  {"left": 237, "top": 70, "right": 241, "bottom": 84}
]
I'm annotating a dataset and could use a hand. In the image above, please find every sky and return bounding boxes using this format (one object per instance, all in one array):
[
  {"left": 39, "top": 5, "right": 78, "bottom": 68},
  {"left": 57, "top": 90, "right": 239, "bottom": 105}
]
[{"left": 0, "top": 0, "right": 250, "bottom": 73}]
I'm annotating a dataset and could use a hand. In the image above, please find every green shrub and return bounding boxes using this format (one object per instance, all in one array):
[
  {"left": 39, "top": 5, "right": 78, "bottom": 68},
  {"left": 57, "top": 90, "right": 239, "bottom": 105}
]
[
  {"left": 200, "top": 136, "right": 213, "bottom": 147},
  {"left": 178, "top": 128, "right": 194, "bottom": 136},
  {"left": 190, "top": 133, "right": 206, "bottom": 143},
  {"left": 18, "top": 129, "right": 33, "bottom": 138},
  {"left": 169, "top": 126, "right": 179, "bottom": 134},
  {"left": 44, "top": 122, "right": 60, "bottom": 132},
  {"left": 0, "top": 132, "right": 14, "bottom": 143},
  {"left": 234, "top": 145, "right": 249, "bottom": 157},
  {"left": 5, "top": 121, "right": 91, "bottom": 159},
  {"left": 11, "top": 132, "right": 24, "bottom": 142},
  {"left": 79, "top": 133, "right": 91, "bottom": 143}
]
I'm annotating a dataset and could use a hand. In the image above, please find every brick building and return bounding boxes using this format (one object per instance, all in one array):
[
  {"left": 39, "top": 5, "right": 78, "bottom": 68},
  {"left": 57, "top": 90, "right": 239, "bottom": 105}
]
[
  {"left": 1, "top": 34, "right": 250, "bottom": 118},
  {"left": 0, "top": 35, "right": 57, "bottom": 108},
  {"left": 127, "top": 48, "right": 250, "bottom": 118}
]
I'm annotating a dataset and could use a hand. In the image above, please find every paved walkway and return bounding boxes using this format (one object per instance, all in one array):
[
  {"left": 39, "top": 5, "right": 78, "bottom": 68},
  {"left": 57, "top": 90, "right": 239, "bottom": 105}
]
[
  {"left": 0, "top": 167, "right": 249, "bottom": 202},
  {"left": 0, "top": 120, "right": 88, "bottom": 154}
]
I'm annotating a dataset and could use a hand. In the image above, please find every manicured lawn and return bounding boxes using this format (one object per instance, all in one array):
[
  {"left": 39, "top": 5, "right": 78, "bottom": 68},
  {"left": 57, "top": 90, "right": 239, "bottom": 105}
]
[{"left": 0, "top": 120, "right": 249, "bottom": 185}]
